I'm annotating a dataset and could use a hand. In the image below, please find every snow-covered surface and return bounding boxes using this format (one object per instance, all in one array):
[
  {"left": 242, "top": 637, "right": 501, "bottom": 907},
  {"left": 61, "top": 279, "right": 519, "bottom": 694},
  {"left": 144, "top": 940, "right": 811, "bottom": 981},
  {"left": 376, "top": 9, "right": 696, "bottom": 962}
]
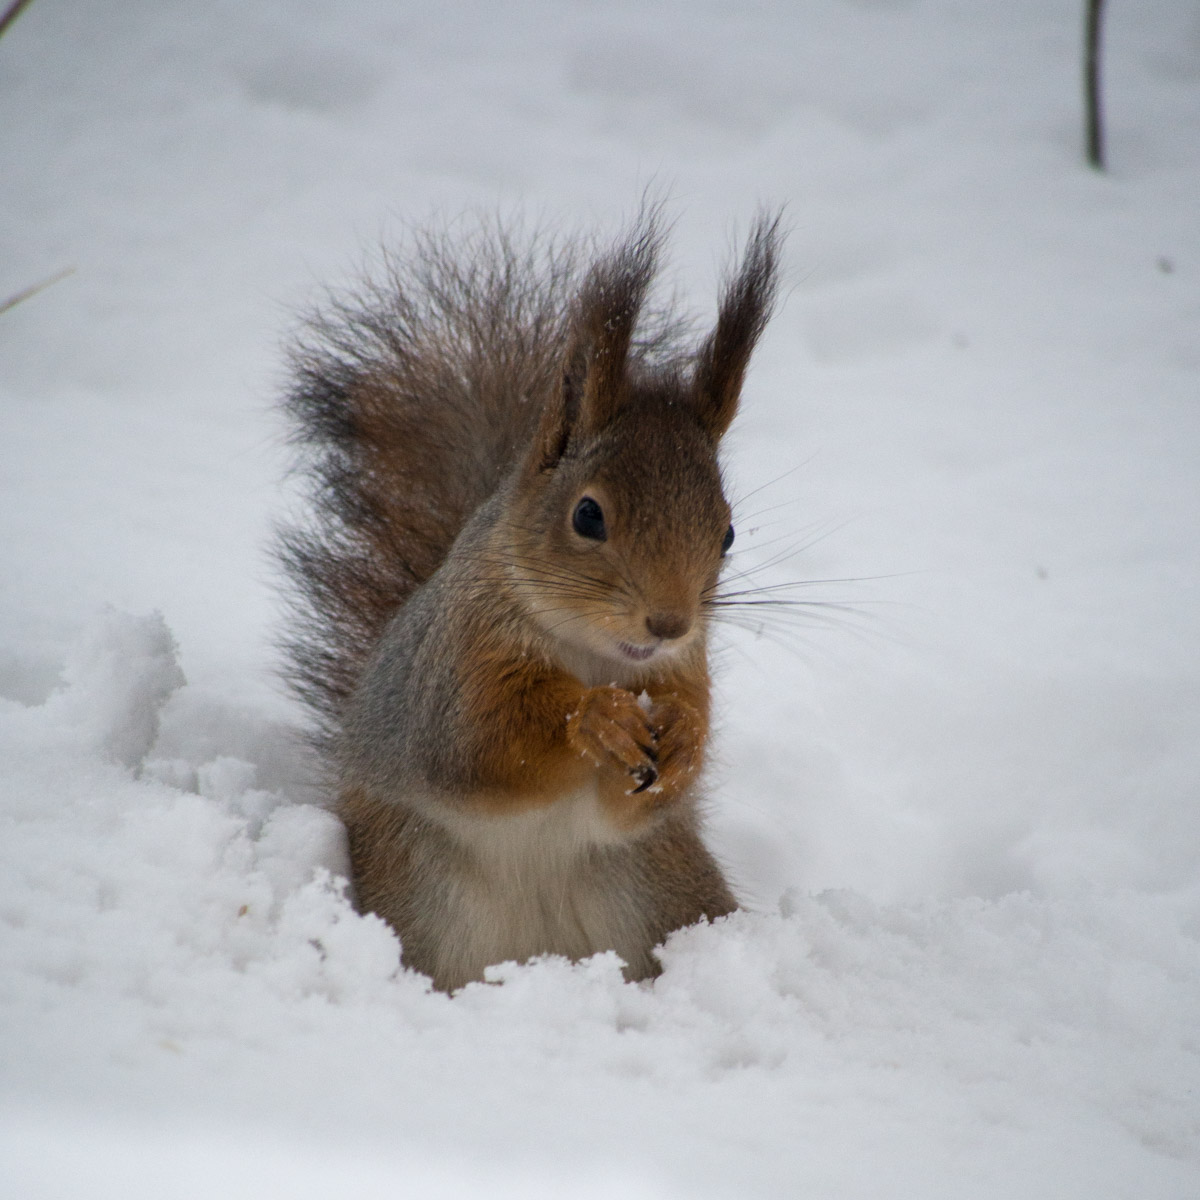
[{"left": 2, "top": 2, "right": 1199, "bottom": 1195}]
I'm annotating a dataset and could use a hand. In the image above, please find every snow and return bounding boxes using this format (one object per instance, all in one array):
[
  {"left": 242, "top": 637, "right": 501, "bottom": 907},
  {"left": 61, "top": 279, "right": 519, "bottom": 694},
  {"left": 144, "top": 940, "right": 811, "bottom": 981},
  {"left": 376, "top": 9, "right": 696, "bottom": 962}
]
[{"left": 2, "top": 1, "right": 1199, "bottom": 1196}]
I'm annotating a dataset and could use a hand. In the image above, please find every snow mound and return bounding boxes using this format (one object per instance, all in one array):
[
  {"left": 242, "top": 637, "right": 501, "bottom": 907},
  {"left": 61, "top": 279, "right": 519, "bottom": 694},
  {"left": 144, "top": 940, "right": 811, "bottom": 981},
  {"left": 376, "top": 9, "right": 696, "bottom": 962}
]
[
  {"left": 2, "top": 614, "right": 1198, "bottom": 1198},
  {"left": 50, "top": 607, "right": 186, "bottom": 770}
]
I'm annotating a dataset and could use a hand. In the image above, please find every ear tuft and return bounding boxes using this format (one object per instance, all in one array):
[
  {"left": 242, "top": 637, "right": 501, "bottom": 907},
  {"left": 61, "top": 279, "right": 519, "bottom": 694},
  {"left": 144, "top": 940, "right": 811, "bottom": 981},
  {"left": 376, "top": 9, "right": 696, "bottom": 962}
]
[
  {"left": 693, "top": 211, "right": 783, "bottom": 441},
  {"left": 534, "top": 209, "right": 665, "bottom": 469}
]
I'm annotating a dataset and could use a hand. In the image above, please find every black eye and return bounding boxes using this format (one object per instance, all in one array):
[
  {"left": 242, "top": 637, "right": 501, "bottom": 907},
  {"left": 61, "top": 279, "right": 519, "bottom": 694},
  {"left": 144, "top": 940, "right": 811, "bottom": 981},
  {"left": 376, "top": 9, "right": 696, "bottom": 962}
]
[
  {"left": 572, "top": 497, "right": 606, "bottom": 541},
  {"left": 721, "top": 524, "right": 735, "bottom": 555}
]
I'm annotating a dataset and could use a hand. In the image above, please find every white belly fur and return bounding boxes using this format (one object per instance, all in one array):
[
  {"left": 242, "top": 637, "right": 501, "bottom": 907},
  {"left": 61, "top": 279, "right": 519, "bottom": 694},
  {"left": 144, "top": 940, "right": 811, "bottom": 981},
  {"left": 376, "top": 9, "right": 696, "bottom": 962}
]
[{"left": 432, "top": 780, "right": 651, "bottom": 987}]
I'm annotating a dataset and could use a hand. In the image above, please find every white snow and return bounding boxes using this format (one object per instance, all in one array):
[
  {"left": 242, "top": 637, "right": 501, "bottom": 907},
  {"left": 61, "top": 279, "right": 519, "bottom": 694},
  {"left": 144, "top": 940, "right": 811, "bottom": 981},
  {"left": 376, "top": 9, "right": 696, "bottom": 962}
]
[{"left": 2, "top": 1, "right": 1199, "bottom": 1196}]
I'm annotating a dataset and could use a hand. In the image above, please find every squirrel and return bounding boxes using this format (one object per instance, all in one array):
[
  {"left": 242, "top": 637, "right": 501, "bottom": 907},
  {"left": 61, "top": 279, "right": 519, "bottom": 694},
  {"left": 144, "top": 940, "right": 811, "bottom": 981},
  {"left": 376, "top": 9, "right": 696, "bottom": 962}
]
[{"left": 277, "top": 207, "right": 782, "bottom": 991}]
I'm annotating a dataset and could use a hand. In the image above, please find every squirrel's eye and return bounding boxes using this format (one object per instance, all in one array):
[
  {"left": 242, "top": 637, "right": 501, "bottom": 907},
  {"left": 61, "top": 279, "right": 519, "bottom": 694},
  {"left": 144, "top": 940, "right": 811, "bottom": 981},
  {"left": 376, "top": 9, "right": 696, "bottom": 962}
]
[
  {"left": 572, "top": 497, "right": 607, "bottom": 541},
  {"left": 721, "top": 524, "right": 735, "bottom": 555}
]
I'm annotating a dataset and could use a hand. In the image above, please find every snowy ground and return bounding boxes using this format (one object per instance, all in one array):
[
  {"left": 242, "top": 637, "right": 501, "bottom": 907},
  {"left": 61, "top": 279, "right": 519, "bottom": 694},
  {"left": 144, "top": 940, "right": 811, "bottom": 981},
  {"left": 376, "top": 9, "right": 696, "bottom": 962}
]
[{"left": 2, "top": 1, "right": 1199, "bottom": 1196}]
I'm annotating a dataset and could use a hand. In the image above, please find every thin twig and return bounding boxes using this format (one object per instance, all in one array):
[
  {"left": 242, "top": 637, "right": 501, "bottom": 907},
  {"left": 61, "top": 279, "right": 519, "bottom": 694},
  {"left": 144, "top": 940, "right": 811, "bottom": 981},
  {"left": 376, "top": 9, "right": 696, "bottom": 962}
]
[
  {"left": 0, "top": 0, "right": 35, "bottom": 41},
  {"left": 0, "top": 267, "right": 75, "bottom": 316},
  {"left": 1085, "top": 0, "right": 1106, "bottom": 170}
]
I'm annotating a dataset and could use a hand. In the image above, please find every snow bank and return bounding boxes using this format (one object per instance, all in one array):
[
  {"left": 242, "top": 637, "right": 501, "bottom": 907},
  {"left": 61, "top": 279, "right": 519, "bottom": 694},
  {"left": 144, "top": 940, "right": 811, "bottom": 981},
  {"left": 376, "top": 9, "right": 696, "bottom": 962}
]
[{"left": 1, "top": 614, "right": 1198, "bottom": 1198}]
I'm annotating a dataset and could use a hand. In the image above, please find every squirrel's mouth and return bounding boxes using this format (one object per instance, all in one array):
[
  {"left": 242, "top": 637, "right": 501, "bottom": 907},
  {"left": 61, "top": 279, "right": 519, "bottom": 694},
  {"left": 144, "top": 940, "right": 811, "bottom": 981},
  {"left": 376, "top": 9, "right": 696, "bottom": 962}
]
[{"left": 616, "top": 640, "right": 658, "bottom": 662}]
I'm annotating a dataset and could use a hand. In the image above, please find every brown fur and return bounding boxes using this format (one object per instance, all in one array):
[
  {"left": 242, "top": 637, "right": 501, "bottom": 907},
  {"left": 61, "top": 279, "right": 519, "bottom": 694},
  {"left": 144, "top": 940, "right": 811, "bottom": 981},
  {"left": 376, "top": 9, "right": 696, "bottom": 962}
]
[{"left": 278, "top": 208, "right": 781, "bottom": 990}]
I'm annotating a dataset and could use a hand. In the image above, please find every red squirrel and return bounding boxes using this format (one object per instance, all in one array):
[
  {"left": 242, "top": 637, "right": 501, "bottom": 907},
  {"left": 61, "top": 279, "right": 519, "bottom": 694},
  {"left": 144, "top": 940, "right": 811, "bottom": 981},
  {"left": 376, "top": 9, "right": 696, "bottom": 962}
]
[{"left": 278, "top": 209, "right": 781, "bottom": 990}]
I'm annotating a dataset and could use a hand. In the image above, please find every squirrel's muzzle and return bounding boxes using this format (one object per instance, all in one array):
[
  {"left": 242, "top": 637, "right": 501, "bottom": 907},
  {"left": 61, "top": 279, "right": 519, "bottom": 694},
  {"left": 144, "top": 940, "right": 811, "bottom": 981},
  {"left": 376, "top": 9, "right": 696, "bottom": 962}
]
[{"left": 645, "top": 611, "right": 692, "bottom": 641}]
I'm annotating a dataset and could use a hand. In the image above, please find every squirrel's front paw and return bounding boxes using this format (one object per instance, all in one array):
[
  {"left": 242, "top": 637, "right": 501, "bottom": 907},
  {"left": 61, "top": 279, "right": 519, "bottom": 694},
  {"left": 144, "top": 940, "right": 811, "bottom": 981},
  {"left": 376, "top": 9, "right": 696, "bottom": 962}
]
[
  {"left": 567, "top": 686, "right": 659, "bottom": 793},
  {"left": 643, "top": 694, "right": 704, "bottom": 800}
]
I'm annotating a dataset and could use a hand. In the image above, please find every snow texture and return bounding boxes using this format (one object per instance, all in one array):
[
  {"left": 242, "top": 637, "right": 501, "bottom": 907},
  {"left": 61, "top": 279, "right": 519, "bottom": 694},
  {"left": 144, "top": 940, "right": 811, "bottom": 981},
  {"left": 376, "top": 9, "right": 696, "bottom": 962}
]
[{"left": 2, "top": 1, "right": 1199, "bottom": 1196}]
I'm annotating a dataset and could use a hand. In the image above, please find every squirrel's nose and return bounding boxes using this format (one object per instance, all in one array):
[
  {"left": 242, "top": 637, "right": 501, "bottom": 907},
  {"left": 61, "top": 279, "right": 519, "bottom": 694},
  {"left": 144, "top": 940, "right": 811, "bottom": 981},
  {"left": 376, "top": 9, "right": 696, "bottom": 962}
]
[{"left": 645, "top": 611, "right": 691, "bottom": 641}]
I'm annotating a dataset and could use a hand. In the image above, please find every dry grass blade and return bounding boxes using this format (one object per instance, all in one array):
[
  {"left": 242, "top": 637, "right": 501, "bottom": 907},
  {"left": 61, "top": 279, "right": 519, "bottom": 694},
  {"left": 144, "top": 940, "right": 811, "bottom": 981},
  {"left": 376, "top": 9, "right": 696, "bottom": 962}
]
[
  {"left": 0, "top": 266, "right": 75, "bottom": 316},
  {"left": 0, "top": 0, "right": 35, "bottom": 42}
]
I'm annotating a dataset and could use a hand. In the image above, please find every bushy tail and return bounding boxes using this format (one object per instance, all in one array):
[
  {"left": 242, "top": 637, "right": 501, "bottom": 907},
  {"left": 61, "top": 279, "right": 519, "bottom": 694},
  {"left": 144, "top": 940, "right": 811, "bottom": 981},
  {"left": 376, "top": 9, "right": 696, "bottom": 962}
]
[{"left": 276, "top": 220, "right": 591, "bottom": 736}]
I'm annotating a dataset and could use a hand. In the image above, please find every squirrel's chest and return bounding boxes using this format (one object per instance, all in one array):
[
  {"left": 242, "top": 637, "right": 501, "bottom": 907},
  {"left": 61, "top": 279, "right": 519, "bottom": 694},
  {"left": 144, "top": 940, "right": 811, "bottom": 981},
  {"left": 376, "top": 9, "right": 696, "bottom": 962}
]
[
  {"left": 430, "top": 780, "right": 651, "bottom": 986},
  {"left": 442, "top": 776, "right": 624, "bottom": 872}
]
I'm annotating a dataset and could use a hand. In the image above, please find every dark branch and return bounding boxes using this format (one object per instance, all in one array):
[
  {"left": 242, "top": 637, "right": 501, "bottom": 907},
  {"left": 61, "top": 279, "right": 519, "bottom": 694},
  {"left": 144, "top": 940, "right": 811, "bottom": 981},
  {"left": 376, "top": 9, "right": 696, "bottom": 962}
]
[{"left": 1085, "top": 0, "right": 1106, "bottom": 170}]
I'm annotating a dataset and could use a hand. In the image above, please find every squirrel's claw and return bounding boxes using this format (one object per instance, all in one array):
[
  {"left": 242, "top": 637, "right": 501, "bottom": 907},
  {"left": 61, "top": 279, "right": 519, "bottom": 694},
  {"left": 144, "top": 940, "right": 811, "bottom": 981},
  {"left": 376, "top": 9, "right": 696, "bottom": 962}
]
[{"left": 630, "top": 762, "right": 659, "bottom": 794}]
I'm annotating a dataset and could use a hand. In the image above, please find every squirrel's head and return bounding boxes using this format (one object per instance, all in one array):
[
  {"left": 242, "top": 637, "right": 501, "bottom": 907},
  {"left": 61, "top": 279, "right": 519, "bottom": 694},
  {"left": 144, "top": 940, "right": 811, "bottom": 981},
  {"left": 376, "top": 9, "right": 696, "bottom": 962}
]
[{"left": 509, "top": 212, "right": 781, "bottom": 676}]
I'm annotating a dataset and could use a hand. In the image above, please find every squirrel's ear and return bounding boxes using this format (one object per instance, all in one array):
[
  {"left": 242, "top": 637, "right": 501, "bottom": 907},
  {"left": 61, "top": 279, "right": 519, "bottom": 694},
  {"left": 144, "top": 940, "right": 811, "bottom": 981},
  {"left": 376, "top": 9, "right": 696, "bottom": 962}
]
[
  {"left": 692, "top": 212, "right": 782, "bottom": 441},
  {"left": 532, "top": 217, "right": 663, "bottom": 469}
]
